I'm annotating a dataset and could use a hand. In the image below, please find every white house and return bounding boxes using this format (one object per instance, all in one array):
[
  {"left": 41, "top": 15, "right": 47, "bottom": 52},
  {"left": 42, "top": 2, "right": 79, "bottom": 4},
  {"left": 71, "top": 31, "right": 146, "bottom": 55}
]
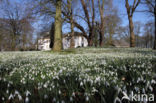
[
  {"left": 38, "top": 36, "right": 51, "bottom": 50},
  {"left": 38, "top": 32, "right": 88, "bottom": 50}
]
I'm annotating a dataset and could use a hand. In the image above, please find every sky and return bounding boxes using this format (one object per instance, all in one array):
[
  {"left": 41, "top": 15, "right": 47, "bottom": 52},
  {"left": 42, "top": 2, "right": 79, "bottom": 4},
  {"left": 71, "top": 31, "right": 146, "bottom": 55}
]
[
  {"left": 1, "top": 0, "right": 154, "bottom": 35},
  {"left": 62, "top": 0, "right": 154, "bottom": 33},
  {"left": 114, "top": 0, "right": 153, "bottom": 26}
]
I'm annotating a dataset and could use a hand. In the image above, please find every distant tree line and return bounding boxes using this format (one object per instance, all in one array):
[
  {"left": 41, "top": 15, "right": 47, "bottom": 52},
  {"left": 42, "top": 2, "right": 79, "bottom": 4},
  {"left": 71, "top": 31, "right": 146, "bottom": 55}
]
[{"left": 0, "top": 0, "right": 35, "bottom": 51}]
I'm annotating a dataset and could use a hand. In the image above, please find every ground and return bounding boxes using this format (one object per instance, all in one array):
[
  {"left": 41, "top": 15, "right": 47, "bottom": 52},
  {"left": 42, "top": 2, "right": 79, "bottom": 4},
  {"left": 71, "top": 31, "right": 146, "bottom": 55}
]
[{"left": 0, "top": 48, "right": 156, "bottom": 103}]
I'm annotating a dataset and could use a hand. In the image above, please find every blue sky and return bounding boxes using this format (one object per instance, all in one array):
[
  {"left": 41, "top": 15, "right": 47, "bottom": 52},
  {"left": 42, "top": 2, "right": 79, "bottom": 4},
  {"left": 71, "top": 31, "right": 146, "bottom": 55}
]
[
  {"left": 2, "top": 0, "right": 154, "bottom": 35},
  {"left": 62, "top": 0, "right": 154, "bottom": 33},
  {"left": 114, "top": 0, "right": 153, "bottom": 26}
]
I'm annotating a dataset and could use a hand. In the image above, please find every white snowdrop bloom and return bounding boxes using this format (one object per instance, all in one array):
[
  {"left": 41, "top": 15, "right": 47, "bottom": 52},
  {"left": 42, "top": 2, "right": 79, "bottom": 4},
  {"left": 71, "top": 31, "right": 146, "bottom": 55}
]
[
  {"left": 59, "top": 69, "right": 63, "bottom": 74},
  {"left": 151, "top": 79, "right": 156, "bottom": 84},
  {"left": 53, "top": 97, "right": 56, "bottom": 102},
  {"left": 63, "top": 80, "right": 66, "bottom": 83},
  {"left": 70, "top": 97, "right": 73, "bottom": 101},
  {"left": 25, "top": 97, "right": 29, "bottom": 103},
  {"left": 85, "top": 96, "right": 89, "bottom": 101},
  {"left": 59, "top": 90, "right": 61, "bottom": 94},
  {"left": 43, "top": 83, "right": 48, "bottom": 88},
  {"left": 141, "top": 63, "right": 145, "bottom": 68},
  {"left": 149, "top": 85, "right": 153, "bottom": 91},
  {"left": 31, "top": 77, "right": 34, "bottom": 80},
  {"left": 61, "top": 100, "right": 65, "bottom": 103},
  {"left": 142, "top": 88, "right": 145, "bottom": 93},
  {"left": 7, "top": 83, "right": 10, "bottom": 87},
  {"left": 8, "top": 93, "right": 14, "bottom": 100},
  {"left": 80, "top": 81, "right": 83, "bottom": 86},
  {"left": 137, "top": 77, "right": 141, "bottom": 83},
  {"left": 134, "top": 87, "right": 139, "bottom": 92},
  {"left": 83, "top": 79, "right": 86, "bottom": 84},
  {"left": 25, "top": 90, "right": 31, "bottom": 96},
  {"left": 44, "top": 94, "right": 48, "bottom": 99},
  {"left": 92, "top": 87, "right": 98, "bottom": 93},
  {"left": 41, "top": 75, "right": 45, "bottom": 79},
  {"left": 15, "top": 90, "right": 19, "bottom": 95},
  {"left": 95, "top": 77, "right": 100, "bottom": 82},
  {"left": 72, "top": 92, "right": 75, "bottom": 97},
  {"left": 2, "top": 97, "right": 5, "bottom": 101},
  {"left": 18, "top": 94, "right": 22, "bottom": 101},
  {"left": 6, "top": 90, "right": 9, "bottom": 94}
]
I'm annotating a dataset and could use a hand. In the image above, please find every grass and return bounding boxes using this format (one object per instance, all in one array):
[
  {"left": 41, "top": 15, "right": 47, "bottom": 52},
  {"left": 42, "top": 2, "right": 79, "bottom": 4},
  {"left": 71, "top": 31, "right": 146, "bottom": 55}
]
[{"left": 44, "top": 48, "right": 77, "bottom": 54}]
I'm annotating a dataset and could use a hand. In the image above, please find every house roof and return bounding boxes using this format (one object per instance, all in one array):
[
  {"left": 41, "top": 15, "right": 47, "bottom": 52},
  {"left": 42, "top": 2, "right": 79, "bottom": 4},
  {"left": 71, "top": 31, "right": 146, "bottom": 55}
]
[
  {"left": 113, "top": 39, "right": 130, "bottom": 47},
  {"left": 40, "top": 32, "right": 85, "bottom": 40},
  {"left": 63, "top": 32, "right": 84, "bottom": 38}
]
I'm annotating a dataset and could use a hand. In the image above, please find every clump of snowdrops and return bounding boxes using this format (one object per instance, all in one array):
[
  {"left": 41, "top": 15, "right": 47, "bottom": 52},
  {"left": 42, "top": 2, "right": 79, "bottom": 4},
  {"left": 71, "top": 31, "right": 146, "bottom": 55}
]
[{"left": 0, "top": 48, "right": 156, "bottom": 103}]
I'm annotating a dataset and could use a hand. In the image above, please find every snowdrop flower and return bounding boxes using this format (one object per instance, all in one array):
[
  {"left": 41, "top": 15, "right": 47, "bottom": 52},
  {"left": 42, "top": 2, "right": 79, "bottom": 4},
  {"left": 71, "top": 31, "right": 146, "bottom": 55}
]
[
  {"left": 7, "top": 83, "right": 10, "bottom": 87},
  {"left": 59, "top": 90, "right": 61, "bottom": 94},
  {"left": 8, "top": 93, "right": 14, "bottom": 100},
  {"left": 85, "top": 96, "right": 89, "bottom": 101},
  {"left": 6, "top": 90, "right": 9, "bottom": 94},
  {"left": 44, "top": 83, "right": 48, "bottom": 88},
  {"left": 72, "top": 92, "right": 75, "bottom": 97},
  {"left": 151, "top": 79, "right": 156, "bottom": 84},
  {"left": 61, "top": 100, "right": 65, "bottom": 103},
  {"left": 70, "top": 97, "right": 73, "bottom": 101},
  {"left": 59, "top": 69, "right": 63, "bottom": 74},
  {"left": 18, "top": 94, "right": 22, "bottom": 101},
  {"left": 134, "top": 87, "right": 139, "bottom": 92},
  {"left": 92, "top": 87, "right": 98, "bottom": 93},
  {"left": 25, "top": 90, "right": 31, "bottom": 96},
  {"left": 2, "top": 97, "right": 5, "bottom": 101},
  {"left": 80, "top": 81, "right": 83, "bottom": 86},
  {"left": 44, "top": 94, "right": 48, "bottom": 99},
  {"left": 149, "top": 85, "right": 153, "bottom": 91},
  {"left": 25, "top": 97, "right": 29, "bottom": 103},
  {"left": 15, "top": 90, "right": 19, "bottom": 95},
  {"left": 95, "top": 77, "right": 100, "bottom": 82}
]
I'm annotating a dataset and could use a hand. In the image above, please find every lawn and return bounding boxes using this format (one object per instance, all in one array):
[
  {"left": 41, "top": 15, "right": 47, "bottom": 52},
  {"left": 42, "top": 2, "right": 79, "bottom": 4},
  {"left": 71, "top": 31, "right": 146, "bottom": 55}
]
[{"left": 0, "top": 48, "right": 156, "bottom": 103}]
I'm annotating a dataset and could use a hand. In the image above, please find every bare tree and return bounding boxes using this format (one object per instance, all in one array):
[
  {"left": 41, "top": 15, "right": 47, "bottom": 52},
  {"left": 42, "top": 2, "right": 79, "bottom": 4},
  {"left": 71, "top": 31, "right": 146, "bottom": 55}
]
[
  {"left": 66, "top": 0, "right": 75, "bottom": 48},
  {"left": 80, "top": 0, "right": 95, "bottom": 46},
  {"left": 141, "top": 0, "right": 155, "bottom": 49},
  {"left": 104, "top": 9, "right": 121, "bottom": 45},
  {"left": 134, "top": 22, "right": 142, "bottom": 47},
  {"left": 0, "top": 1, "right": 34, "bottom": 51},
  {"left": 125, "top": 0, "right": 141, "bottom": 47},
  {"left": 50, "top": 22, "right": 55, "bottom": 48},
  {"left": 62, "top": 0, "right": 96, "bottom": 46},
  {"left": 143, "top": 21, "right": 155, "bottom": 48},
  {"left": 98, "top": 0, "right": 105, "bottom": 46}
]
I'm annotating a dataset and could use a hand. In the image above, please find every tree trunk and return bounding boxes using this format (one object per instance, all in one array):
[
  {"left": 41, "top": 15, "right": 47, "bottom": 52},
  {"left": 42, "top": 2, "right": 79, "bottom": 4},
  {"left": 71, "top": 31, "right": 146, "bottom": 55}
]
[
  {"left": 53, "top": 0, "right": 62, "bottom": 51},
  {"left": 109, "top": 32, "right": 113, "bottom": 45},
  {"left": 128, "top": 16, "right": 135, "bottom": 47},
  {"left": 88, "top": 29, "right": 93, "bottom": 46},
  {"left": 68, "top": 0, "right": 75, "bottom": 48},
  {"left": 98, "top": 0, "right": 105, "bottom": 47},
  {"left": 70, "top": 18, "right": 75, "bottom": 48},
  {"left": 50, "top": 23, "right": 54, "bottom": 48},
  {"left": 153, "top": 7, "right": 156, "bottom": 49},
  {"left": 12, "top": 33, "right": 16, "bottom": 51},
  {"left": 99, "top": 30, "right": 104, "bottom": 46},
  {"left": 81, "top": 0, "right": 94, "bottom": 46}
]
